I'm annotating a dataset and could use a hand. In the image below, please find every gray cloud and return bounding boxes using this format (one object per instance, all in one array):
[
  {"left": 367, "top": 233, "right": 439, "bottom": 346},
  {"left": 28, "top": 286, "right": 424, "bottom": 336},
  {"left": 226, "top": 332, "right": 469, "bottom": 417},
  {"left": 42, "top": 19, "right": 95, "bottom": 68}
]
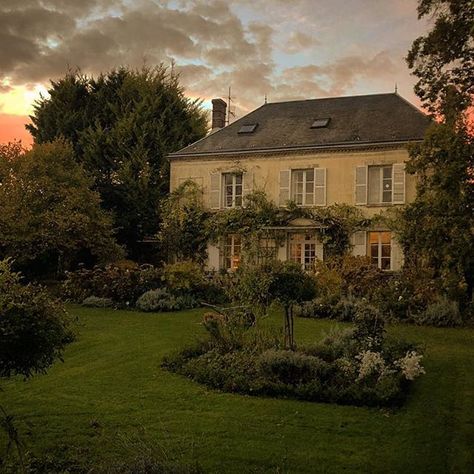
[{"left": 0, "top": 0, "right": 424, "bottom": 118}]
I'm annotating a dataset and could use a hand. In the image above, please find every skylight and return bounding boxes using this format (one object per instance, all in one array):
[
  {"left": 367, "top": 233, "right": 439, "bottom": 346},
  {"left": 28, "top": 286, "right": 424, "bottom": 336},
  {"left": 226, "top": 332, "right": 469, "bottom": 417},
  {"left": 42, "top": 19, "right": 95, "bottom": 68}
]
[
  {"left": 311, "top": 118, "right": 330, "bottom": 129},
  {"left": 238, "top": 123, "right": 258, "bottom": 134}
]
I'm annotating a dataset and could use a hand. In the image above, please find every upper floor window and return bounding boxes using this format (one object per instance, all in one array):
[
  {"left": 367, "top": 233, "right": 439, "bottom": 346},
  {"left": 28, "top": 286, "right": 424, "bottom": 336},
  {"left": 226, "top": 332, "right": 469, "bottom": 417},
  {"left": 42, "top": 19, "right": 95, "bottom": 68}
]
[
  {"left": 368, "top": 165, "right": 392, "bottom": 204},
  {"left": 355, "top": 163, "right": 405, "bottom": 206},
  {"left": 223, "top": 172, "right": 243, "bottom": 208},
  {"left": 279, "top": 168, "right": 326, "bottom": 207},
  {"left": 291, "top": 169, "right": 314, "bottom": 206}
]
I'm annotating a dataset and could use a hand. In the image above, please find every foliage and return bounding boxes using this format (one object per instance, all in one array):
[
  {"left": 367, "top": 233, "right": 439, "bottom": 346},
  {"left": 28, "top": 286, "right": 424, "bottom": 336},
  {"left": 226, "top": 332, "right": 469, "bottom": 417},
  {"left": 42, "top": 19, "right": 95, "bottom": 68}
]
[
  {"left": 162, "top": 260, "right": 205, "bottom": 294},
  {"left": 0, "top": 259, "right": 73, "bottom": 379},
  {"left": 165, "top": 308, "right": 423, "bottom": 407},
  {"left": 136, "top": 289, "right": 198, "bottom": 312},
  {"left": 416, "top": 297, "right": 463, "bottom": 327},
  {"left": 392, "top": 122, "right": 474, "bottom": 308},
  {"left": 257, "top": 350, "right": 330, "bottom": 385},
  {"left": 157, "top": 181, "right": 209, "bottom": 264},
  {"left": 309, "top": 204, "right": 369, "bottom": 257},
  {"left": 234, "top": 260, "right": 316, "bottom": 348},
  {"left": 63, "top": 262, "right": 162, "bottom": 306},
  {"left": 0, "top": 140, "right": 122, "bottom": 276},
  {"left": 294, "top": 297, "right": 361, "bottom": 322},
  {"left": 27, "top": 66, "right": 208, "bottom": 255},
  {"left": 82, "top": 296, "right": 114, "bottom": 308},
  {"left": 406, "top": 0, "right": 473, "bottom": 117}
]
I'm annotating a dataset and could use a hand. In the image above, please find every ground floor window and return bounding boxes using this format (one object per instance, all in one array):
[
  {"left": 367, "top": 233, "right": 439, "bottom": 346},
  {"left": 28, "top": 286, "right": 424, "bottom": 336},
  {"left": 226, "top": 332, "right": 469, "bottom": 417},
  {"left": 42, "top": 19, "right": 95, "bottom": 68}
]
[
  {"left": 289, "top": 233, "right": 316, "bottom": 270},
  {"left": 368, "top": 231, "right": 391, "bottom": 270},
  {"left": 257, "top": 237, "right": 278, "bottom": 263},
  {"left": 223, "top": 234, "right": 241, "bottom": 270}
]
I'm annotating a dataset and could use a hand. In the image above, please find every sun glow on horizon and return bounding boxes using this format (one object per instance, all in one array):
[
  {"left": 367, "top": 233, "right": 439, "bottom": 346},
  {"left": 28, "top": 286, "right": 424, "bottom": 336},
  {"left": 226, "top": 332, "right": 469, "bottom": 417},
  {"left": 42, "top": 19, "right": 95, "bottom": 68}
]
[{"left": 0, "top": 83, "right": 49, "bottom": 116}]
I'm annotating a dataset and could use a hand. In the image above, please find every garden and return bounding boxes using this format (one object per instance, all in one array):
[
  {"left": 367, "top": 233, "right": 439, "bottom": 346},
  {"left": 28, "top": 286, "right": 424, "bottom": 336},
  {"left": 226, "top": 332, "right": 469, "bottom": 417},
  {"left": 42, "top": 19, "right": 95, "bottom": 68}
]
[{"left": 1, "top": 305, "right": 473, "bottom": 473}]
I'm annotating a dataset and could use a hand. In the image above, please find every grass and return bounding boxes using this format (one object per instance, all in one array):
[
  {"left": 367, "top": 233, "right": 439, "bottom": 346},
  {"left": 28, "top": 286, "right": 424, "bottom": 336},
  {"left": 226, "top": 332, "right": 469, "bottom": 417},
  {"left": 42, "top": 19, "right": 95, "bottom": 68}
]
[{"left": 1, "top": 305, "right": 473, "bottom": 473}]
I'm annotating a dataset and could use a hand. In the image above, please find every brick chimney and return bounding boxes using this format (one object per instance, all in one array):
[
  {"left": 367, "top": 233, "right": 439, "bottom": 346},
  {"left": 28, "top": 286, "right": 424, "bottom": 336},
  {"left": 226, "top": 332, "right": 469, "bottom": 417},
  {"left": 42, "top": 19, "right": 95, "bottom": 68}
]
[{"left": 211, "top": 98, "right": 227, "bottom": 130}]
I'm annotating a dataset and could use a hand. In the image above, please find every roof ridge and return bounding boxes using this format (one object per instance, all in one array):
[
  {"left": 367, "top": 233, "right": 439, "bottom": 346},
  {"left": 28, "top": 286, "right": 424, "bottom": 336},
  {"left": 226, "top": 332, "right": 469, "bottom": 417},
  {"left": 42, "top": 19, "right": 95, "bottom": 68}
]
[{"left": 265, "top": 92, "right": 397, "bottom": 106}]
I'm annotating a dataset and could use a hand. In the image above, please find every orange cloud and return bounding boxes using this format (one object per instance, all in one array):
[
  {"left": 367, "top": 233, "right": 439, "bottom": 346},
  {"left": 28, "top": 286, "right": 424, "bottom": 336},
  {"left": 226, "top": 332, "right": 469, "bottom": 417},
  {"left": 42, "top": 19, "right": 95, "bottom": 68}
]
[{"left": 0, "top": 114, "right": 33, "bottom": 147}]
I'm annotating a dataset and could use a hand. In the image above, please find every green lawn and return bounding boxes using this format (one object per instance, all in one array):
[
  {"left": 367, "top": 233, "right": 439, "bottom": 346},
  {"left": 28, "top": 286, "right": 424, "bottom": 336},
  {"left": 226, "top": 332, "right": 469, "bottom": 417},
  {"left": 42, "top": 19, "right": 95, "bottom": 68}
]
[{"left": 1, "top": 306, "right": 474, "bottom": 473}]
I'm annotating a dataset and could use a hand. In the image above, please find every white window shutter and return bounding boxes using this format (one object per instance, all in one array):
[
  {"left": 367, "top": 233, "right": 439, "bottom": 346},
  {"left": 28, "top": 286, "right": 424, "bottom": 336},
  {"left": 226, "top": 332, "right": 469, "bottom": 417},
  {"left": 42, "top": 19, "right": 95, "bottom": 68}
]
[
  {"left": 392, "top": 163, "right": 405, "bottom": 204},
  {"left": 351, "top": 231, "right": 367, "bottom": 257},
  {"left": 279, "top": 170, "right": 291, "bottom": 206},
  {"left": 390, "top": 236, "right": 404, "bottom": 271},
  {"left": 355, "top": 166, "right": 368, "bottom": 205},
  {"left": 209, "top": 172, "right": 221, "bottom": 209},
  {"left": 315, "top": 235, "right": 324, "bottom": 261},
  {"left": 243, "top": 171, "right": 254, "bottom": 206},
  {"left": 314, "top": 168, "right": 327, "bottom": 206}
]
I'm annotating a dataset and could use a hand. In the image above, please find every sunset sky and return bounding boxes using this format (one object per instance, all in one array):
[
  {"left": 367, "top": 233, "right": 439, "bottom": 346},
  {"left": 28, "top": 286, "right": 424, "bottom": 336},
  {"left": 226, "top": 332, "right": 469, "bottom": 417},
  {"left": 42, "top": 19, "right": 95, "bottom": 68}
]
[{"left": 0, "top": 0, "right": 429, "bottom": 146}]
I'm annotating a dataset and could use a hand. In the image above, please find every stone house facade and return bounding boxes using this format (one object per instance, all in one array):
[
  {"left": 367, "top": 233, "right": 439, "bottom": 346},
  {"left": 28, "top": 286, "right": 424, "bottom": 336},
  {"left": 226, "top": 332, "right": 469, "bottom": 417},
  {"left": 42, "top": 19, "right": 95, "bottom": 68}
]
[{"left": 169, "top": 93, "right": 430, "bottom": 272}]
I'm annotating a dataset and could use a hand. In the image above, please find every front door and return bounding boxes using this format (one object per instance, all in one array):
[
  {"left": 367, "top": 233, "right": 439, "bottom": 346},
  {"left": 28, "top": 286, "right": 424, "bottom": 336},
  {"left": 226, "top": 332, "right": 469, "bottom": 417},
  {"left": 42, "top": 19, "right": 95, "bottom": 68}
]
[{"left": 289, "top": 233, "right": 316, "bottom": 270}]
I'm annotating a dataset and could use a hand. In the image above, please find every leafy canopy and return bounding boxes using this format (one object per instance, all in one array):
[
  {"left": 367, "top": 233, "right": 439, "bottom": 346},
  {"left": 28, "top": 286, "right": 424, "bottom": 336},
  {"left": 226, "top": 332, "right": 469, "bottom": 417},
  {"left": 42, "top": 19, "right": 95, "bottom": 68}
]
[
  {"left": 27, "top": 66, "right": 208, "bottom": 255},
  {"left": 406, "top": 0, "right": 474, "bottom": 116},
  {"left": 0, "top": 140, "right": 123, "bottom": 275}
]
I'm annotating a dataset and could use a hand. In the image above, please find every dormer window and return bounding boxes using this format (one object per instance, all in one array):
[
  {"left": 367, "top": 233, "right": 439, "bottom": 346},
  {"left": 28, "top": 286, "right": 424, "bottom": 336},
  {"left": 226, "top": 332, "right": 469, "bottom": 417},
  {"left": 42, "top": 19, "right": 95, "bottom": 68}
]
[
  {"left": 238, "top": 124, "right": 258, "bottom": 134},
  {"left": 311, "top": 118, "right": 330, "bottom": 128}
]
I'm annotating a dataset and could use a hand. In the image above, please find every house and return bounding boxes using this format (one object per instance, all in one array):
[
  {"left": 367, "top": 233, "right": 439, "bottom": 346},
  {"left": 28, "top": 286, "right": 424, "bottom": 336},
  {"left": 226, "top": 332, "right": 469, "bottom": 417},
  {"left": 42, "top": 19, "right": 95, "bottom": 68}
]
[{"left": 169, "top": 93, "right": 430, "bottom": 272}]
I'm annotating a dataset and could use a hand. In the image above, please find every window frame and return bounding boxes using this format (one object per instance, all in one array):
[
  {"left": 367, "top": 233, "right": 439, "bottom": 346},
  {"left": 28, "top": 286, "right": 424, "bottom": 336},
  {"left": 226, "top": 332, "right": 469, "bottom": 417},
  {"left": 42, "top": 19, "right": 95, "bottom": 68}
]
[
  {"left": 368, "top": 231, "right": 391, "bottom": 270},
  {"left": 289, "top": 233, "right": 317, "bottom": 270},
  {"left": 223, "top": 234, "right": 241, "bottom": 271},
  {"left": 367, "top": 165, "right": 393, "bottom": 205},
  {"left": 291, "top": 168, "right": 315, "bottom": 207},
  {"left": 222, "top": 172, "right": 243, "bottom": 208}
]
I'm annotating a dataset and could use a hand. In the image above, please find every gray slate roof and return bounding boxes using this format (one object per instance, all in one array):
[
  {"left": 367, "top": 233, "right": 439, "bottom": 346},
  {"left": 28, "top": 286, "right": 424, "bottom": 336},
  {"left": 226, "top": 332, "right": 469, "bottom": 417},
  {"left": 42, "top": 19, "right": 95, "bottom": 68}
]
[{"left": 170, "top": 93, "right": 431, "bottom": 157}]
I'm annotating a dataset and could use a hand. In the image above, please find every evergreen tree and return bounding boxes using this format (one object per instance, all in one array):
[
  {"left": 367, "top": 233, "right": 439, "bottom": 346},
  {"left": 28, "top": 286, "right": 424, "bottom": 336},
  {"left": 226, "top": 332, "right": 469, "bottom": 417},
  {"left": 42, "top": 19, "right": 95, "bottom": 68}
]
[{"left": 27, "top": 66, "right": 208, "bottom": 256}]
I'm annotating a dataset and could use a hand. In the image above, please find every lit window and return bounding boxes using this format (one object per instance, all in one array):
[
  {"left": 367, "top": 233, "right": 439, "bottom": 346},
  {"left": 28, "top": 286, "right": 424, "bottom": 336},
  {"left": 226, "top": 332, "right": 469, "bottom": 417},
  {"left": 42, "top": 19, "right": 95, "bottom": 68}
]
[
  {"left": 223, "top": 173, "right": 243, "bottom": 208},
  {"left": 368, "top": 165, "right": 393, "bottom": 204},
  {"left": 291, "top": 169, "right": 314, "bottom": 206},
  {"left": 224, "top": 234, "right": 241, "bottom": 270},
  {"left": 289, "top": 233, "right": 316, "bottom": 270},
  {"left": 368, "top": 231, "right": 391, "bottom": 270}
]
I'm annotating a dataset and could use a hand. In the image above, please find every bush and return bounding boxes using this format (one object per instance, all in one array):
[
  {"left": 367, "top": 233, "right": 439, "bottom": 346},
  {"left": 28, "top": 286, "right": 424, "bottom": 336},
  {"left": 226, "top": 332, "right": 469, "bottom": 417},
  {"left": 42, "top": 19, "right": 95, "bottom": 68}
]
[
  {"left": 0, "top": 259, "right": 74, "bottom": 378},
  {"left": 136, "top": 289, "right": 198, "bottom": 312},
  {"left": 258, "top": 350, "right": 330, "bottom": 385},
  {"left": 82, "top": 296, "right": 114, "bottom": 308},
  {"left": 63, "top": 262, "right": 162, "bottom": 306},
  {"left": 294, "top": 296, "right": 362, "bottom": 322},
  {"left": 162, "top": 260, "right": 205, "bottom": 294},
  {"left": 416, "top": 297, "right": 463, "bottom": 327}
]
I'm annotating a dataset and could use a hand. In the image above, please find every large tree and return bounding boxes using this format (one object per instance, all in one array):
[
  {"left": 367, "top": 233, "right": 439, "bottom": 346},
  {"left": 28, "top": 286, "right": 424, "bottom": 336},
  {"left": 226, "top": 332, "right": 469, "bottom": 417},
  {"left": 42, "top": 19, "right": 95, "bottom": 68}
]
[
  {"left": 397, "top": 1, "right": 474, "bottom": 308},
  {"left": 0, "top": 140, "right": 123, "bottom": 276},
  {"left": 406, "top": 0, "right": 474, "bottom": 117},
  {"left": 27, "top": 66, "right": 208, "bottom": 256}
]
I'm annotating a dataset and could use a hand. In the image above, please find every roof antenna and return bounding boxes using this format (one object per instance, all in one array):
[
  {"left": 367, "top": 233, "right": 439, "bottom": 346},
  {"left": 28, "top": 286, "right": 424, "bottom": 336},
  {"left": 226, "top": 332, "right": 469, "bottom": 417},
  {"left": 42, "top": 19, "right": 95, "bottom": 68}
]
[
  {"left": 264, "top": 93, "right": 267, "bottom": 104},
  {"left": 225, "top": 86, "right": 236, "bottom": 125},
  {"left": 394, "top": 82, "right": 398, "bottom": 94}
]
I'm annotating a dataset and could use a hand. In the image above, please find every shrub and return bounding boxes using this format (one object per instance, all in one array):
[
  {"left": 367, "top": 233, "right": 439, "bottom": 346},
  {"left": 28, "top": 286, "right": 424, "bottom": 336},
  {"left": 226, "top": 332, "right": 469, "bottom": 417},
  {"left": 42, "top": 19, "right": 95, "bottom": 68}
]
[
  {"left": 136, "top": 289, "right": 198, "bottom": 312},
  {"left": 82, "top": 296, "right": 114, "bottom": 308},
  {"left": 63, "top": 263, "right": 162, "bottom": 306},
  {"left": 302, "top": 327, "right": 357, "bottom": 362},
  {"left": 295, "top": 296, "right": 362, "bottom": 322},
  {"left": 162, "top": 260, "right": 205, "bottom": 294},
  {"left": 0, "top": 259, "right": 74, "bottom": 378},
  {"left": 416, "top": 297, "right": 463, "bottom": 327},
  {"left": 258, "top": 350, "right": 330, "bottom": 385}
]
